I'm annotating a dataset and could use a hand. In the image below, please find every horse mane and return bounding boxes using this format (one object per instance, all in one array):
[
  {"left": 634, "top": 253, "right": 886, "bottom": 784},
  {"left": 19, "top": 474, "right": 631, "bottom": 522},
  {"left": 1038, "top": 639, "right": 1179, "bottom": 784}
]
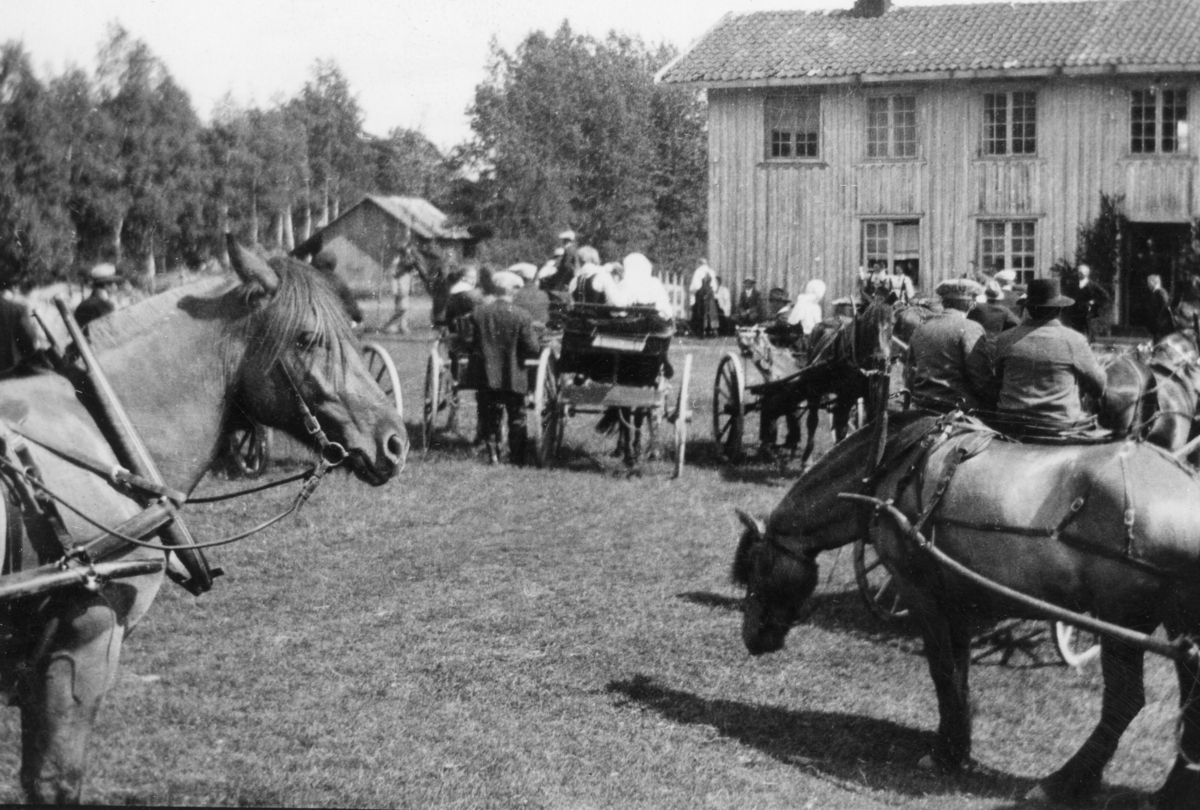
[
  {"left": 236, "top": 256, "right": 358, "bottom": 385},
  {"left": 87, "top": 276, "right": 232, "bottom": 351}
]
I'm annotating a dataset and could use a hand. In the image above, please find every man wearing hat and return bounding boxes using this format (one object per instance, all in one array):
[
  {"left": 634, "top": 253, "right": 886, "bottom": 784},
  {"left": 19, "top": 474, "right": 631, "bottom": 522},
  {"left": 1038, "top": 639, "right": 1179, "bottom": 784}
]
[
  {"left": 510, "top": 262, "right": 550, "bottom": 329},
  {"left": 968, "top": 280, "right": 1021, "bottom": 339},
  {"left": 463, "top": 270, "right": 540, "bottom": 465},
  {"left": 544, "top": 229, "right": 580, "bottom": 293},
  {"left": 904, "top": 278, "right": 992, "bottom": 412},
  {"left": 735, "top": 278, "right": 763, "bottom": 326},
  {"left": 991, "top": 278, "right": 1106, "bottom": 432},
  {"left": 1066, "top": 263, "right": 1111, "bottom": 340},
  {"left": 992, "top": 269, "right": 1023, "bottom": 314},
  {"left": 74, "top": 263, "right": 124, "bottom": 335}
]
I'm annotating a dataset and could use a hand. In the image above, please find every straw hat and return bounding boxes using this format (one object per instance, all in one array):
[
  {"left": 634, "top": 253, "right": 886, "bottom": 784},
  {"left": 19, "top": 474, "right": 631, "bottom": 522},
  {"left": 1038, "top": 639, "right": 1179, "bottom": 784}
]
[{"left": 89, "top": 263, "right": 121, "bottom": 285}]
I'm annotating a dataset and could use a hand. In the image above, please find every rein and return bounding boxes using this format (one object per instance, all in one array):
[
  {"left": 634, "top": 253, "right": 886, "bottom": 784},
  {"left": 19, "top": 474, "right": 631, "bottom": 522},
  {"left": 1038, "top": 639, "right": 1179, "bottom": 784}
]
[{"left": 839, "top": 492, "right": 1200, "bottom": 665}]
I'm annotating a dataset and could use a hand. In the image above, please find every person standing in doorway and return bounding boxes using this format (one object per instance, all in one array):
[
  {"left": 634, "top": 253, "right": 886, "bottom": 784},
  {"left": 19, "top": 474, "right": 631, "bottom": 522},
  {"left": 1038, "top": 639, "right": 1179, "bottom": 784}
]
[{"left": 1147, "top": 274, "right": 1175, "bottom": 342}]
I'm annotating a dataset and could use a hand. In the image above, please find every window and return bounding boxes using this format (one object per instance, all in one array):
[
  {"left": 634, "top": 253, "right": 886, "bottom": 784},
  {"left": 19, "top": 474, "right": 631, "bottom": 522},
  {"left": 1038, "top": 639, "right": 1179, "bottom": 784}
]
[
  {"left": 867, "top": 96, "right": 917, "bottom": 158},
  {"left": 765, "top": 95, "right": 820, "bottom": 159},
  {"left": 979, "top": 220, "right": 1037, "bottom": 284},
  {"left": 863, "top": 220, "right": 921, "bottom": 283},
  {"left": 1131, "top": 88, "right": 1188, "bottom": 154},
  {"left": 983, "top": 91, "right": 1036, "bottom": 156}
]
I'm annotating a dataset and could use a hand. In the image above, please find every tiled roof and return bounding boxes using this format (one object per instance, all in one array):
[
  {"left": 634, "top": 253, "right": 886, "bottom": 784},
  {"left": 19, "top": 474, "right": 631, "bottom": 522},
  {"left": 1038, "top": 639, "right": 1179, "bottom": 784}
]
[{"left": 658, "top": 0, "right": 1200, "bottom": 86}]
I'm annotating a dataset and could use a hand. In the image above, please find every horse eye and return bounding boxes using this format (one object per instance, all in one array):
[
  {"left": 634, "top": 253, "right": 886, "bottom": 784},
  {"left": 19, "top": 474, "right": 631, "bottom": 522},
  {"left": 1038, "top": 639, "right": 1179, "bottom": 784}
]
[{"left": 295, "top": 332, "right": 322, "bottom": 352}]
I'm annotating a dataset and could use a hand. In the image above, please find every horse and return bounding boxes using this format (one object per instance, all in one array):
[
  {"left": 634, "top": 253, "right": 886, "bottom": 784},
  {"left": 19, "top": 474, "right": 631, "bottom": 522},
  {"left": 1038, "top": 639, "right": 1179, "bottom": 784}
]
[
  {"left": 1099, "top": 332, "right": 1200, "bottom": 465},
  {"left": 732, "top": 410, "right": 1200, "bottom": 808},
  {"left": 775, "top": 295, "right": 893, "bottom": 468},
  {"left": 0, "top": 242, "right": 408, "bottom": 803}
]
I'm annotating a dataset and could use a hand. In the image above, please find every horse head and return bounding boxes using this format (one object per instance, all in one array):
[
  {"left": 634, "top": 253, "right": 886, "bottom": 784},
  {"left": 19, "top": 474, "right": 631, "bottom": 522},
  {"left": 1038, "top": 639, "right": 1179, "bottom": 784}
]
[
  {"left": 731, "top": 509, "right": 819, "bottom": 655},
  {"left": 226, "top": 239, "right": 408, "bottom": 484},
  {"left": 856, "top": 296, "right": 895, "bottom": 371}
]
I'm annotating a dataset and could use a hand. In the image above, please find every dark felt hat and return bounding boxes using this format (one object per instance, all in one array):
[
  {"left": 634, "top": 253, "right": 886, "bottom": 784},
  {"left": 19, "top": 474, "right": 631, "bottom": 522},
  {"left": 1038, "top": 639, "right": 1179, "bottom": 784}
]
[{"left": 1024, "top": 278, "right": 1073, "bottom": 308}]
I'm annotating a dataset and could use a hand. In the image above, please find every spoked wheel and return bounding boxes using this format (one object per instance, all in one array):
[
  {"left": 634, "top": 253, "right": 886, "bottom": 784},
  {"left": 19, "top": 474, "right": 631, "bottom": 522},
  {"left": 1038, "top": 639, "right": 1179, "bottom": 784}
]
[
  {"left": 361, "top": 342, "right": 403, "bottom": 415},
  {"left": 228, "top": 422, "right": 271, "bottom": 479},
  {"left": 713, "top": 352, "right": 746, "bottom": 462},
  {"left": 672, "top": 353, "right": 693, "bottom": 479},
  {"left": 423, "top": 343, "right": 454, "bottom": 454},
  {"left": 1054, "top": 621, "right": 1102, "bottom": 669},
  {"left": 853, "top": 539, "right": 909, "bottom": 625},
  {"left": 530, "top": 347, "right": 561, "bottom": 468}
]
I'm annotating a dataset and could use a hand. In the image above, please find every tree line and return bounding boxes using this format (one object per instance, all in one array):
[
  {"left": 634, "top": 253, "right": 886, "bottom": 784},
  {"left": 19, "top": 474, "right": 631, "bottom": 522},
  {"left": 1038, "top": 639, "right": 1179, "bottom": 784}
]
[{"left": 0, "top": 21, "right": 706, "bottom": 290}]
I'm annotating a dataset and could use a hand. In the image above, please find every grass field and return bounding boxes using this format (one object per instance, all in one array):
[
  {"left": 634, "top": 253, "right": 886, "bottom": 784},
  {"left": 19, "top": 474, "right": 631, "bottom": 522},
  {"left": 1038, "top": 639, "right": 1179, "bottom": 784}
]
[{"left": 0, "top": 297, "right": 1184, "bottom": 808}]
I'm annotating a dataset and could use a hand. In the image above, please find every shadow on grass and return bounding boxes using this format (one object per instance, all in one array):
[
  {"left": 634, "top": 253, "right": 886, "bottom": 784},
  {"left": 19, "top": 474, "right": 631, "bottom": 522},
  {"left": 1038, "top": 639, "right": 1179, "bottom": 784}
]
[
  {"left": 605, "top": 673, "right": 1036, "bottom": 801},
  {"left": 676, "top": 591, "right": 743, "bottom": 612}
]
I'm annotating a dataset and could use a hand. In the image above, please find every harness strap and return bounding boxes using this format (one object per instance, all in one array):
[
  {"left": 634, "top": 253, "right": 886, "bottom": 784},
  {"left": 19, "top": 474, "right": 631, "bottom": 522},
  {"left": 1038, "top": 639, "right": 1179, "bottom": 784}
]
[
  {"left": 839, "top": 493, "right": 1200, "bottom": 664},
  {"left": 5, "top": 423, "right": 187, "bottom": 504}
]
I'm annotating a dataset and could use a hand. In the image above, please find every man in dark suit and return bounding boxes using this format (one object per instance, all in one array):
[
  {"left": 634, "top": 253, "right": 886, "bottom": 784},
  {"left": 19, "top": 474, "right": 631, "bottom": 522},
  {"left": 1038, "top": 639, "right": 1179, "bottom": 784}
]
[
  {"left": 1066, "top": 263, "right": 1111, "bottom": 339},
  {"left": 465, "top": 270, "right": 540, "bottom": 465},
  {"left": 906, "top": 279, "right": 992, "bottom": 412},
  {"left": 0, "top": 281, "right": 39, "bottom": 375},
  {"left": 1147, "top": 274, "right": 1175, "bottom": 342},
  {"left": 74, "top": 263, "right": 123, "bottom": 335},
  {"left": 735, "top": 278, "right": 763, "bottom": 326},
  {"left": 968, "top": 281, "right": 1021, "bottom": 339}
]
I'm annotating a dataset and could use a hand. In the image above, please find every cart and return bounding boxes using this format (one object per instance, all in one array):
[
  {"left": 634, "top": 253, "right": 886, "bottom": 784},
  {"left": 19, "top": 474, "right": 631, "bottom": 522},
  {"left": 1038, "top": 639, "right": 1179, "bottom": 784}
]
[
  {"left": 422, "top": 326, "right": 557, "bottom": 459},
  {"left": 533, "top": 304, "right": 691, "bottom": 477},
  {"left": 712, "top": 325, "right": 865, "bottom": 463}
]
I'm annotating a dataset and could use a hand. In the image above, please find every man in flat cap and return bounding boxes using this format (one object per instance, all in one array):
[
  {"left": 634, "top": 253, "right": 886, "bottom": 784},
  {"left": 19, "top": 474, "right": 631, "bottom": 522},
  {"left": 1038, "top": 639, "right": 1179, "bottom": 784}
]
[
  {"left": 735, "top": 278, "right": 764, "bottom": 326},
  {"left": 464, "top": 270, "right": 540, "bottom": 465},
  {"left": 904, "top": 278, "right": 992, "bottom": 413},
  {"left": 990, "top": 277, "right": 1106, "bottom": 434},
  {"left": 74, "top": 263, "right": 123, "bottom": 335}
]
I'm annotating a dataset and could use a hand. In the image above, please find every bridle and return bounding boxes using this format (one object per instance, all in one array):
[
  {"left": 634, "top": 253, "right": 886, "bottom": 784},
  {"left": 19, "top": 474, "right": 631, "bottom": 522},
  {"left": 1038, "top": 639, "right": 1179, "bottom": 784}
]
[{"left": 0, "top": 351, "right": 350, "bottom": 557}]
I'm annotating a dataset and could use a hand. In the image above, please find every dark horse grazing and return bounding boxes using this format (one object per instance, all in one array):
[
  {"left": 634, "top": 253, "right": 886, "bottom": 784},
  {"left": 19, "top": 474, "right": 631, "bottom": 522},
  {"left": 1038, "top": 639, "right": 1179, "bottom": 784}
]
[
  {"left": 732, "top": 411, "right": 1200, "bottom": 808},
  {"left": 0, "top": 245, "right": 408, "bottom": 802}
]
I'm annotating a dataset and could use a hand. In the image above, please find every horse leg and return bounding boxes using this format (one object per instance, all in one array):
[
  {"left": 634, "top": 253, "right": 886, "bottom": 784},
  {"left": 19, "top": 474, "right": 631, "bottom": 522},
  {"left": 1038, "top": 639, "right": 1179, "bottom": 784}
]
[
  {"left": 1154, "top": 626, "right": 1200, "bottom": 809},
  {"left": 1032, "top": 634, "right": 1148, "bottom": 805},
  {"left": 913, "top": 603, "right": 974, "bottom": 772},
  {"left": 832, "top": 400, "right": 852, "bottom": 443},
  {"left": 20, "top": 602, "right": 125, "bottom": 804},
  {"left": 800, "top": 398, "right": 820, "bottom": 469}
]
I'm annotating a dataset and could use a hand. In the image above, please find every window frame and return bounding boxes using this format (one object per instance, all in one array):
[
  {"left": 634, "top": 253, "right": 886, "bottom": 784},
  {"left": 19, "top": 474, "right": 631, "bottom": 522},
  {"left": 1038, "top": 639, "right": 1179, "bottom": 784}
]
[
  {"left": 982, "top": 90, "right": 1038, "bottom": 157},
  {"left": 1130, "top": 87, "right": 1189, "bottom": 155},
  {"left": 763, "top": 94, "right": 822, "bottom": 162},
  {"left": 866, "top": 94, "right": 918, "bottom": 160},
  {"left": 861, "top": 219, "right": 921, "bottom": 272},
  {"left": 977, "top": 219, "right": 1038, "bottom": 284}
]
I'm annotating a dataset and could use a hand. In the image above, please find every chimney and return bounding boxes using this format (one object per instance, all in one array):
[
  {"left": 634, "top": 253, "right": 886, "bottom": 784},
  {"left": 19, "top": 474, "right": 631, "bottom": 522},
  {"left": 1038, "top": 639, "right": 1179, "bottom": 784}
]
[{"left": 849, "top": 0, "right": 892, "bottom": 18}]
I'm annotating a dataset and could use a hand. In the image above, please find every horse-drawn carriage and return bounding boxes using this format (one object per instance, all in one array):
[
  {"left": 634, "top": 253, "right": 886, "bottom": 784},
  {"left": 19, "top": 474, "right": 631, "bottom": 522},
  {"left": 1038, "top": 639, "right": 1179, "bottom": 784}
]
[{"left": 535, "top": 303, "right": 691, "bottom": 475}]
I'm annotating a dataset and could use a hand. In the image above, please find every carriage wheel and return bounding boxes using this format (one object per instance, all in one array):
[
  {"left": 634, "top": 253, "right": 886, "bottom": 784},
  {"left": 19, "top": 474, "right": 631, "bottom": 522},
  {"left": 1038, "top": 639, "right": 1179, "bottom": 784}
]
[
  {"left": 672, "top": 353, "right": 693, "bottom": 479},
  {"left": 853, "top": 539, "right": 910, "bottom": 625},
  {"left": 361, "top": 342, "right": 403, "bottom": 416},
  {"left": 229, "top": 422, "right": 271, "bottom": 479},
  {"left": 1054, "top": 621, "right": 1102, "bottom": 669},
  {"left": 530, "top": 347, "right": 561, "bottom": 468},
  {"left": 422, "top": 344, "right": 445, "bottom": 454},
  {"left": 713, "top": 352, "right": 746, "bottom": 462}
]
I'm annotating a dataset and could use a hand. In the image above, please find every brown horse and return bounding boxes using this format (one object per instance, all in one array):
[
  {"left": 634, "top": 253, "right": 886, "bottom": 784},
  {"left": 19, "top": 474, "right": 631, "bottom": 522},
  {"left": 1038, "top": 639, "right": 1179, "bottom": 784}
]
[
  {"left": 0, "top": 244, "right": 407, "bottom": 802},
  {"left": 733, "top": 411, "right": 1200, "bottom": 808}
]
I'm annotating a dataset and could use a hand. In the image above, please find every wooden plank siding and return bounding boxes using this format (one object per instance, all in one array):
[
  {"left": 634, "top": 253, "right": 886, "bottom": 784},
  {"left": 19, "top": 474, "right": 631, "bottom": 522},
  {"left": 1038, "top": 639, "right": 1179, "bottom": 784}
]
[{"left": 707, "top": 77, "right": 1200, "bottom": 306}]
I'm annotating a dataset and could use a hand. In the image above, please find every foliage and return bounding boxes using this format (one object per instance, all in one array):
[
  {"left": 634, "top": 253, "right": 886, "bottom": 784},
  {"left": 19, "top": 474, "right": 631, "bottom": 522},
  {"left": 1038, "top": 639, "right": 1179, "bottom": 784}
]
[
  {"left": 0, "top": 20, "right": 706, "bottom": 288},
  {"left": 463, "top": 24, "right": 707, "bottom": 273},
  {"left": 1072, "top": 193, "right": 1128, "bottom": 289}
]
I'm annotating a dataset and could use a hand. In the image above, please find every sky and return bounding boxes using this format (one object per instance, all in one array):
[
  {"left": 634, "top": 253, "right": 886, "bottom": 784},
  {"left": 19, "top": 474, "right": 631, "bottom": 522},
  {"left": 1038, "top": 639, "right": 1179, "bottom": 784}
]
[{"left": 5, "top": 0, "right": 1039, "bottom": 152}]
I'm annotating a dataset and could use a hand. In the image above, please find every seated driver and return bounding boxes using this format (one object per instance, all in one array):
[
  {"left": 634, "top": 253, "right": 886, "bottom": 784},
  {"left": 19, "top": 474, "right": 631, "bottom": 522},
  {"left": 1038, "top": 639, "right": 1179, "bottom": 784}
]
[
  {"left": 990, "top": 278, "right": 1106, "bottom": 432},
  {"left": 905, "top": 278, "right": 992, "bottom": 413}
]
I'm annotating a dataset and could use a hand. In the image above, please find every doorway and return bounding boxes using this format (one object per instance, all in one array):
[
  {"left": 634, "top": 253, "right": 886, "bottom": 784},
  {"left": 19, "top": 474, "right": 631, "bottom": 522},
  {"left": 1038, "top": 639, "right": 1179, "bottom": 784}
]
[{"left": 1122, "top": 222, "right": 1191, "bottom": 329}]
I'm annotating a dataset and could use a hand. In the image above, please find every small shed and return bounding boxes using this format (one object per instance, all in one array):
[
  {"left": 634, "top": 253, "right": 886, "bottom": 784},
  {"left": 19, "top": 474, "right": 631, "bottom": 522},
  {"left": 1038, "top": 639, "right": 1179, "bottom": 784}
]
[{"left": 294, "top": 196, "right": 476, "bottom": 294}]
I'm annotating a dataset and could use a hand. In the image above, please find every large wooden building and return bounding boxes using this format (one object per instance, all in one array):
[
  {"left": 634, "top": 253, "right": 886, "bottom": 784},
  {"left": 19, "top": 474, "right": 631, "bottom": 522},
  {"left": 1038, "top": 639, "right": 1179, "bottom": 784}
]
[{"left": 657, "top": 0, "right": 1200, "bottom": 325}]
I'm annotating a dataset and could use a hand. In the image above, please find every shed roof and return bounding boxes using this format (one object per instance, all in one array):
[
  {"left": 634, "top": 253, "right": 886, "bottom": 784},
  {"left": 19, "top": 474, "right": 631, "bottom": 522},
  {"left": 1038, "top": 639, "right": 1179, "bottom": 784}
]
[
  {"left": 363, "top": 196, "right": 471, "bottom": 241},
  {"left": 657, "top": 0, "right": 1200, "bottom": 87}
]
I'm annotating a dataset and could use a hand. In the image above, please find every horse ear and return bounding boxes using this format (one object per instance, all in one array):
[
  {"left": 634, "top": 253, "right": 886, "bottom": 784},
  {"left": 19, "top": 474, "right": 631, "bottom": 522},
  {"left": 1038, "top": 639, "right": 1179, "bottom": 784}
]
[
  {"left": 735, "top": 509, "right": 765, "bottom": 539},
  {"left": 226, "top": 233, "right": 279, "bottom": 293}
]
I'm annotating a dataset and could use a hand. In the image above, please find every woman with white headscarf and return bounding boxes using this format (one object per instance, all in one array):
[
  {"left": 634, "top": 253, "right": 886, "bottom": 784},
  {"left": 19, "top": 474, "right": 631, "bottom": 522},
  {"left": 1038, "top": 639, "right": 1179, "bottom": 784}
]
[
  {"left": 787, "top": 279, "right": 827, "bottom": 335},
  {"left": 611, "top": 252, "right": 673, "bottom": 320}
]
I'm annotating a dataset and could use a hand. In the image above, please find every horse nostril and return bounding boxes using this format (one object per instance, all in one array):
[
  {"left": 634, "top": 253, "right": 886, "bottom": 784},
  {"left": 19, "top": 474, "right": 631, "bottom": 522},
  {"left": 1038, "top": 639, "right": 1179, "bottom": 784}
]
[{"left": 385, "top": 432, "right": 407, "bottom": 467}]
